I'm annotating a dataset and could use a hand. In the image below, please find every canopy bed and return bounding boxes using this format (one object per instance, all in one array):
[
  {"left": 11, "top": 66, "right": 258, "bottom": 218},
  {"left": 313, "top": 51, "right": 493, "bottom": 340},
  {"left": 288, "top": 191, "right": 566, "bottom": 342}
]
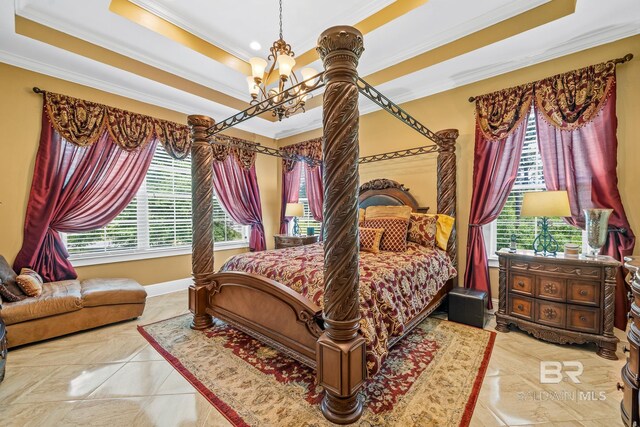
[{"left": 188, "top": 26, "right": 459, "bottom": 424}]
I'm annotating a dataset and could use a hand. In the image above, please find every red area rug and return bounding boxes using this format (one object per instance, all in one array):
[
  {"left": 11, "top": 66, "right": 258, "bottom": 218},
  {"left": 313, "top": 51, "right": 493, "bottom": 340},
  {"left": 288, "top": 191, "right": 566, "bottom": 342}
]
[{"left": 139, "top": 314, "right": 495, "bottom": 426}]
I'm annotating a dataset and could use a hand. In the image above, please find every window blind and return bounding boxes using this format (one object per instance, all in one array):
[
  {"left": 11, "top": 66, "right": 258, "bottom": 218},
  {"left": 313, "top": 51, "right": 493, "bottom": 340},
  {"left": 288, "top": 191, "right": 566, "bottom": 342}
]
[
  {"left": 297, "top": 170, "right": 322, "bottom": 234},
  {"left": 494, "top": 111, "right": 583, "bottom": 251},
  {"left": 65, "top": 145, "right": 248, "bottom": 259}
]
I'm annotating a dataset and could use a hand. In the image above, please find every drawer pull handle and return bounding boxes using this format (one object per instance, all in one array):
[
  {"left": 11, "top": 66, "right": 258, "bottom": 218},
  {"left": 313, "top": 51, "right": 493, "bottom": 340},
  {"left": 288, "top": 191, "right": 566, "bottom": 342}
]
[
  {"left": 579, "top": 289, "right": 588, "bottom": 296},
  {"left": 517, "top": 281, "right": 525, "bottom": 287},
  {"left": 544, "top": 283, "right": 558, "bottom": 294},
  {"left": 579, "top": 316, "right": 587, "bottom": 322},
  {"left": 617, "top": 382, "right": 624, "bottom": 391},
  {"left": 543, "top": 308, "right": 557, "bottom": 319},
  {"left": 624, "top": 346, "right": 630, "bottom": 353},
  {"left": 517, "top": 304, "right": 524, "bottom": 311}
]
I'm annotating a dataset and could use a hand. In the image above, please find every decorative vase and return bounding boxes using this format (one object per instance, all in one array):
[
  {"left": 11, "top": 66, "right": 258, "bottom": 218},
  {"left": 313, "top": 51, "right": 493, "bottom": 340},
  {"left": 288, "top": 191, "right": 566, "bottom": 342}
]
[{"left": 584, "top": 208, "right": 613, "bottom": 258}]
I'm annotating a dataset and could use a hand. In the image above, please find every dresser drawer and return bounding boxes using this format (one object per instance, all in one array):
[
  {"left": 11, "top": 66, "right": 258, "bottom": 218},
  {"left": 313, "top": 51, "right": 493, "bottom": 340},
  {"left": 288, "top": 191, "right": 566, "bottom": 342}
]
[
  {"left": 567, "top": 280, "right": 600, "bottom": 307},
  {"left": 536, "top": 276, "right": 566, "bottom": 302},
  {"left": 510, "top": 273, "right": 534, "bottom": 296},
  {"left": 627, "top": 325, "right": 640, "bottom": 382},
  {"left": 535, "top": 300, "right": 566, "bottom": 328},
  {"left": 509, "top": 295, "right": 534, "bottom": 321},
  {"left": 567, "top": 304, "right": 601, "bottom": 334}
]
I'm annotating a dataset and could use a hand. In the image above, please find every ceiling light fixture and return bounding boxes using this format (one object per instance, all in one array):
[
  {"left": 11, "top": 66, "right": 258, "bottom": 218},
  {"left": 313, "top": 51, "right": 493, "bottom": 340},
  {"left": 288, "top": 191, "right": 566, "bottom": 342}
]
[
  {"left": 249, "top": 41, "right": 261, "bottom": 51},
  {"left": 246, "top": 0, "right": 319, "bottom": 121}
]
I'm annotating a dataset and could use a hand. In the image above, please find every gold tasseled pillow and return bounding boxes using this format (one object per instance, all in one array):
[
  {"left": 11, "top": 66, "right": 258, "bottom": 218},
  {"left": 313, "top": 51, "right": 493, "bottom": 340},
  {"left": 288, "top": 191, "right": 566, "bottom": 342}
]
[
  {"left": 358, "top": 208, "right": 366, "bottom": 225},
  {"left": 364, "top": 205, "right": 412, "bottom": 221},
  {"left": 359, "top": 227, "right": 384, "bottom": 254},
  {"left": 16, "top": 268, "right": 44, "bottom": 297}
]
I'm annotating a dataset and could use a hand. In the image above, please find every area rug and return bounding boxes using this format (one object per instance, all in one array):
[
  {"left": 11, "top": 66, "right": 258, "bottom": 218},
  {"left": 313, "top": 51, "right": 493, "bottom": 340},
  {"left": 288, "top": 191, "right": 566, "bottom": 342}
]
[{"left": 138, "top": 314, "right": 495, "bottom": 426}]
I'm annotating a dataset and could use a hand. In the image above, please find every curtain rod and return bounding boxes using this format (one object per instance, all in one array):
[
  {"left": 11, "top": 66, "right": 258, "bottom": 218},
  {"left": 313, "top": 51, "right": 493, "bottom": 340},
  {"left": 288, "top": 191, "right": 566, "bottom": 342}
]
[{"left": 467, "top": 53, "right": 633, "bottom": 103}]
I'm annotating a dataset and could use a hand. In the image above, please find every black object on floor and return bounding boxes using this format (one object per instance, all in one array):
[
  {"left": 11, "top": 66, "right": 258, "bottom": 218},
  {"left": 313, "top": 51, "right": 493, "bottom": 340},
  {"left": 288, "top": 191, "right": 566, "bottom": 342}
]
[{"left": 448, "top": 287, "right": 488, "bottom": 328}]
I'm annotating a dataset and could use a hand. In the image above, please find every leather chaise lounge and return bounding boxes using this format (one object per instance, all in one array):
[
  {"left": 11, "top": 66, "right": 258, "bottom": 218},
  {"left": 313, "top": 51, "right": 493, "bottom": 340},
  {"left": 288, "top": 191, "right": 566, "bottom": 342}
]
[{"left": 0, "top": 256, "right": 146, "bottom": 348}]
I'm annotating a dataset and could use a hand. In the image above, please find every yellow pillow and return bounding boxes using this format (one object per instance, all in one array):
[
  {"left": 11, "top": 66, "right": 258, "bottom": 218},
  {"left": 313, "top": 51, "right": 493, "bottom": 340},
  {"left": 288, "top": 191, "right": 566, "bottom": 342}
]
[
  {"left": 364, "top": 205, "right": 412, "bottom": 221},
  {"left": 358, "top": 208, "right": 365, "bottom": 224},
  {"left": 416, "top": 214, "right": 455, "bottom": 250}
]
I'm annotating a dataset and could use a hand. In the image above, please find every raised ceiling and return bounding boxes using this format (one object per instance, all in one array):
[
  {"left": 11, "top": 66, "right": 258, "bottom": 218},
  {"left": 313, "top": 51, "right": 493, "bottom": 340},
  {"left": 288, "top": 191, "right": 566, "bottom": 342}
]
[{"left": 2, "top": 0, "right": 639, "bottom": 139}]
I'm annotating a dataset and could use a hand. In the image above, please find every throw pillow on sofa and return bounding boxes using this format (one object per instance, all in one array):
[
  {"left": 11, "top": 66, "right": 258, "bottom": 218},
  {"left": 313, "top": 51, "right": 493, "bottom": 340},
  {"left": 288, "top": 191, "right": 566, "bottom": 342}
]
[{"left": 16, "top": 268, "right": 44, "bottom": 297}]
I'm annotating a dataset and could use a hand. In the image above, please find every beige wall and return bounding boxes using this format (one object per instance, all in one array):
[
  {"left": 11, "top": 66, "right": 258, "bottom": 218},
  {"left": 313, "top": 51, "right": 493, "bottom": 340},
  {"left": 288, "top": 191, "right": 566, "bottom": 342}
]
[
  {"left": 280, "top": 35, "right": 640, "bottom": 299},
  {"left": 0, "top": 63, "right": 280, "bottom": 285}
]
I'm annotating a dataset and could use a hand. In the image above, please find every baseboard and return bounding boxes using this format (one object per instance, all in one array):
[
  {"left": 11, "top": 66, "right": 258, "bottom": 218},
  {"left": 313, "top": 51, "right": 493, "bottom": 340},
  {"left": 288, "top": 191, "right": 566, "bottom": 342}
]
[{"left": 145, "top": 277, "right": 192, "bottom": 298}]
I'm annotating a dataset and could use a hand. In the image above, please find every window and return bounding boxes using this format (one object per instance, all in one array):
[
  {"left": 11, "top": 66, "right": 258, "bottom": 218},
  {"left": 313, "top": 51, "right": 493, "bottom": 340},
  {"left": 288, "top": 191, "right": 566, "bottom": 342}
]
[
  {"left": 297, "top": 169, "right": 322, "bottom": 234},
  {"left": 484, "top": 111, "right": 585, "bottom": 259},
  {"left": 64, "top": 145, "right": 248, "bottom": 264}
]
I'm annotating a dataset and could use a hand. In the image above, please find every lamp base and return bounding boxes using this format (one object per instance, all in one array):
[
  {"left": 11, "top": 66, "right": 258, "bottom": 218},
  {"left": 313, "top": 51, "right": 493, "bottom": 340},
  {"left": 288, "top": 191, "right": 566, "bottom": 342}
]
[
  {"left": 532, "top": 217, "right": 560, "bottom": 257},
  {"left": 292, "top": 217, "right": 301, "bottom": 236}
]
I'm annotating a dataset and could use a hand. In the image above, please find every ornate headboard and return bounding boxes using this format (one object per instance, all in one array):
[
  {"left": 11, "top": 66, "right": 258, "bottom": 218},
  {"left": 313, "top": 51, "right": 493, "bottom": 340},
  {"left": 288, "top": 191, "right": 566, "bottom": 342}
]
[{"left": 358, "top": 179, "right": 428, "bottom": 213}]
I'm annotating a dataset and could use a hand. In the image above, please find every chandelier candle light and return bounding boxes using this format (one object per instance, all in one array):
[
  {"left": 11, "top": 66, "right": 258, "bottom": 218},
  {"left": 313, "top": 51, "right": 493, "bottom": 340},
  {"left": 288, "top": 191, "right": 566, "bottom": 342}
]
[
  {"left": 520, "top": 190, "right": 572, "bottom": 256},
  {"left": 246, "top": 0, "right": 319, "bottom": 121}
]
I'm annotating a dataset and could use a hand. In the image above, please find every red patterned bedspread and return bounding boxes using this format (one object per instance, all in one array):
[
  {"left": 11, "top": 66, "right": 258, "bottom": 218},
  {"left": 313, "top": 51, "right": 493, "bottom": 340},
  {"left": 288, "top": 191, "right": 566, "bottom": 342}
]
[{"left": 220, "top": 242, "right": 456, "bottom": 374}]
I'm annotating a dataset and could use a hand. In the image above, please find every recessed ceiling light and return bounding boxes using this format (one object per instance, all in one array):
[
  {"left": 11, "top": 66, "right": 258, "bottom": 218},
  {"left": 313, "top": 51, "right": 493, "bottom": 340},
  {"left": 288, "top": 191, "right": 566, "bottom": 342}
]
[{"left": 249, "top": 41, "right": 261, "bottom": 51}]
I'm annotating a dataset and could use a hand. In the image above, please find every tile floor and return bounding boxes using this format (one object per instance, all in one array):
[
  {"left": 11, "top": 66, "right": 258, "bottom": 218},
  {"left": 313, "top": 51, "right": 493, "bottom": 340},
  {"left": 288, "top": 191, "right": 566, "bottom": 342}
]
[{"left": 0, "top": 291, "right": 627, "bottom": 426}]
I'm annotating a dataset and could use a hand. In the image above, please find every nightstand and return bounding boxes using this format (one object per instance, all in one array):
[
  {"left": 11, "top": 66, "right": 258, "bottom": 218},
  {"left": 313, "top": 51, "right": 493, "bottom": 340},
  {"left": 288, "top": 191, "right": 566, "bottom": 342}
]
[
  {"left": 274, "top": 234, "right": 319, "bottom": 249},
  {"left": 621, "top": 256, "right": 640, "bottom": 427},
  {"left": 495, "top": 249, "right": 620, "bottom": 359}
]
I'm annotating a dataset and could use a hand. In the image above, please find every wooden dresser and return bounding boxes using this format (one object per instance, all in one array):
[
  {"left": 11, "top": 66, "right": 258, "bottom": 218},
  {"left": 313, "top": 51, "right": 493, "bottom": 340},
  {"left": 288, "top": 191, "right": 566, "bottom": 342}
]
[
  {"left": 274, "top": 234, "right": 319, "bottom": 249},
  {"left": 495, "top": 249, "right": 620, "bottom": 359},
  {"left": 621, "top": 257, "right": 640, "bottom": 427}
]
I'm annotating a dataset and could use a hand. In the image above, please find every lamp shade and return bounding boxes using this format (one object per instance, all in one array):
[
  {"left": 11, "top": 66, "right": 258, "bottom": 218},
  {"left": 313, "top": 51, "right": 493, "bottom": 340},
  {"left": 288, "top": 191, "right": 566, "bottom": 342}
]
[
  {"left": 285, "top": 202, "right": 304, "bottom": 217},
  {"left": 300, "top": 67, "right": 318, "bottom": 84},
  {"left": 249, "top": 57, "right": 267, "bottom": 80},
  {"left": 277, "top": 54, "right": 296, "bottom": 78},
  {"left": 520, "top": 191, "right": 571, "bottom": 217},
  {"left": 246, "top": 76, "right": 259, "bottom": 96}
]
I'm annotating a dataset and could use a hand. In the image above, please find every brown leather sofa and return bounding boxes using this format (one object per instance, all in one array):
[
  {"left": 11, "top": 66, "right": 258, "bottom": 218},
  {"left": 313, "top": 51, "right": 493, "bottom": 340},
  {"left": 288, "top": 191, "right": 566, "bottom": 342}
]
[{"left": 0, "top": 257, "right": 146, "bottom": 348}]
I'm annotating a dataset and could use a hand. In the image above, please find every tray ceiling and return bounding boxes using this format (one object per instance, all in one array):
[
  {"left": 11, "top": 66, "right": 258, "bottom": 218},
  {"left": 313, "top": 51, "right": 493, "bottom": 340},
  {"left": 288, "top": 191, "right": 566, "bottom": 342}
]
[{"left": 2, "top": 0, "right": 639, "bottom": 139}]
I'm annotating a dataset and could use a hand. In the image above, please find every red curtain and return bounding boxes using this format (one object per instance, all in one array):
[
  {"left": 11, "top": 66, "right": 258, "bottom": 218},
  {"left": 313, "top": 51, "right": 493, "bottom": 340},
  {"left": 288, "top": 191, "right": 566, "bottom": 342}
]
[
  {"left": 534, "top": 62, "right": 635, "bottom": 330},
  {"left": 279, "top": 161, "right": 302, "bottom": 234},
  {"left": 212, "top": 155, "right": 266, "bottom": 251},
  {"left": 14, "top": 108, "right": 156, "bottom": 281},
  {"left": 464, "top": 84, "right": 534, "bottom": 307},
  {"left": 304, "top": 163, "right": 323, "bottom": 222}
]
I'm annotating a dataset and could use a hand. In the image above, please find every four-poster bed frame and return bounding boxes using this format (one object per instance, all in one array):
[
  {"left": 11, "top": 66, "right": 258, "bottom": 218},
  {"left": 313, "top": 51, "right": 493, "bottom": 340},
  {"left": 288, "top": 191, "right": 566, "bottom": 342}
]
[{"left": 188, "top": 26, "right": 459, "bottom": 424}]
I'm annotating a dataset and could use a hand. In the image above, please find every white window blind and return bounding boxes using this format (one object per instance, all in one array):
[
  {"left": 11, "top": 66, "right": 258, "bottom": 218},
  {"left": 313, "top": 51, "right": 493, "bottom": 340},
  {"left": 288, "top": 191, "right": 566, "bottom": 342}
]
[
  {"left": 297, "top": 169, "right": 322, "bottom": 234},
  {"left": 486, "top": 111, "right": 584, "bottom": 254},
  {"left": 65, "top": 144, "right": 248, "bottom": 261}
]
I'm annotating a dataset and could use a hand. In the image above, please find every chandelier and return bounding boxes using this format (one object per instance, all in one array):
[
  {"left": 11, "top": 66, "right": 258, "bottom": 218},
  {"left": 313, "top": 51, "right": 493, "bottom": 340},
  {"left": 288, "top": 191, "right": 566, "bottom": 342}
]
[{"left": 246, "top": 0, "right": 319, "bottom": 121}]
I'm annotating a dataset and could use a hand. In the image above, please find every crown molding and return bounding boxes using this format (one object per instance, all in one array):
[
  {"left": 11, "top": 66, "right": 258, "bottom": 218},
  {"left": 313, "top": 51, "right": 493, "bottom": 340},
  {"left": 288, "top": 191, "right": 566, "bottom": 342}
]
[
  {"left": 15, "top": 0, "right": 249, "bottom": 101},
  {"left": 130, "top": 0, "right": 394, "bottom": 62},
  {"left": 359, "top": 0, "right": 548, "bottom": 76},
  {"left": 0, "top": 48, "right": 279, "bottom": 138}
]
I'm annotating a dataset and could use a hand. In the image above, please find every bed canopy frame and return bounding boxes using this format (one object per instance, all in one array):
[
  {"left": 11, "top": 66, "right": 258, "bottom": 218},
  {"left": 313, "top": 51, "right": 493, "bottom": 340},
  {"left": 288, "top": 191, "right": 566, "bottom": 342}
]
[{"left": 189, "top": 26, "right": 458, "bottom": 424}]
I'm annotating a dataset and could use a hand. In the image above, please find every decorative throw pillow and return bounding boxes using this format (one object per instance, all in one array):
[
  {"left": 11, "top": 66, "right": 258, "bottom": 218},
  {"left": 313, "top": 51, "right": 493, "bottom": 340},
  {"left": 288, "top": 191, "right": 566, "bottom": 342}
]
[
  {"left": 0, "top": 255, "right": 27, "bottom": 299},
  {"left": 16, "top": 268, "right": 44, "bottom": 297},
  {"left": 359, "top": 227, "right": 384, "bottom": 254},
  {"left": 358, "top": 208, "right": 365, "bottom": 225},
  {"left": 408, "top": 213, "right": 438, "bottom": 248},
  {"left": 422, "top": 214, "right": 455, "bottom": 250},
  {"left": 364, "top": 205, "right": 412, "bottom": 221},
  {"left": 363, "top": 218, "right": 410, "bottom": 252},
  {"left": 0, "top": 280, "right": 28, "bottom": 302}
]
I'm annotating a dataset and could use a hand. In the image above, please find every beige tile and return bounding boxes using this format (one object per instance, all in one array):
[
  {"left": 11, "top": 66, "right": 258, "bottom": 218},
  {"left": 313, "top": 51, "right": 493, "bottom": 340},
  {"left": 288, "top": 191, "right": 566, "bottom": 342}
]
[
  {"left": 18, "top": 363, "right": 124, "bottom": 403},
  {"left": 88, "top": 360, "right": 173, "bottom": 399},
  {"left": 469, "top": 401, "right": 507, "bottom": 426},
  {"left": 58, "top": 397, "right": 149, "bottom": 427},
  {"left": 130, "top": 344, "right": 166, "bottom": 362},
  {"left": 203, "top": 406, "right": 234, "bottom": 427},
  {"left": 0, "top": 400, "right": 78, "bottom": 427},
  {"left": 0, "top": 365, "right": 61, "bottom": 404},
  {"left": 157, "top": 369, "right": 197, "bottom": 395},
  {"left": 136, "top": 393, "right": 213, "bottom": 427}
]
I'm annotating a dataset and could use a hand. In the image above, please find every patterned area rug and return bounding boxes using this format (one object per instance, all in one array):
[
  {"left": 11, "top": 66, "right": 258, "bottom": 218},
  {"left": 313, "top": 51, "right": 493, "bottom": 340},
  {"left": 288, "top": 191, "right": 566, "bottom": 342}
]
[{"left": 139, "top": 314, "right": 495, "bottom": 427}]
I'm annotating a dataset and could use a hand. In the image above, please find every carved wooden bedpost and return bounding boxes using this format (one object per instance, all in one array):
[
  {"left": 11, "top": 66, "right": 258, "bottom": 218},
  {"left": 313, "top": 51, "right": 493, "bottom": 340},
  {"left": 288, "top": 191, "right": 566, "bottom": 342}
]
[
  {"left": 188, "top": 115, "right": 215, "bottom": 330},
  {"left": 316, "top": 26, "right": 366, "bottom": 424},
  {"left": 436, "top": 129, "right": 459, "bottom": 281}
]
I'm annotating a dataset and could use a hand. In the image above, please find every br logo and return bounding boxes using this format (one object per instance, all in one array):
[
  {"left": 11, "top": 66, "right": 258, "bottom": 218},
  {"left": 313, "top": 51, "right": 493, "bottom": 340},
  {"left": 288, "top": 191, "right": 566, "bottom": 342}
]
[{"left": 540, "top": 361, "right": 583, "bottom": 384}]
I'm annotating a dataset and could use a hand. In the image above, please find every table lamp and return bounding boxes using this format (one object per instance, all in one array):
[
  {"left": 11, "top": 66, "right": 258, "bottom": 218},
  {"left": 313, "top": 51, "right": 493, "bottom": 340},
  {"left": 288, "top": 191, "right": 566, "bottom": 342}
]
[
  {"left": 285, "top": 203, "right": 304, "bottom": 236},
  {"left": 520, "top": 190, "right": 571, "bottom": 256}
]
